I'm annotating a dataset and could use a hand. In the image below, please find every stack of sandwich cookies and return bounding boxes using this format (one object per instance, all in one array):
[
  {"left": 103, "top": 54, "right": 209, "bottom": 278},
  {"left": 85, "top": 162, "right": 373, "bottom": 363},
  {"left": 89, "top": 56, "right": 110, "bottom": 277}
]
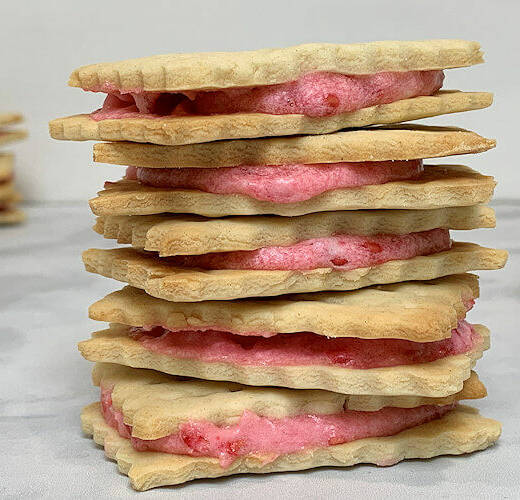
[
  {"left": 49, "top": 40, "right": 507, "bottom": 490},
  {"left": 0, "top": 113, "right": 27, "bottom": 224},
  {"left": 82, "top": 127, "right": 504, "bottom": 302}
]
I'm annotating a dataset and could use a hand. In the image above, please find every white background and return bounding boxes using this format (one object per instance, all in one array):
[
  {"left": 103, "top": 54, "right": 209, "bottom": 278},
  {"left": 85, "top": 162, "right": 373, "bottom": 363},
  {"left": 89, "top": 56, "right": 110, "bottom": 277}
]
[{"left": 0, "top": 0, "right": 518, "bottom": 202}]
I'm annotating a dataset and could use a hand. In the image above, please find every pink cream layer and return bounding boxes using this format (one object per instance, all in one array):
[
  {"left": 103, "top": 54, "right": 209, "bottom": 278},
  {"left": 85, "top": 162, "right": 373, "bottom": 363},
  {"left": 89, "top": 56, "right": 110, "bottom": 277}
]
[
  {"left": 90, "top": 70, "right": 444, "bottom": 120},
  {"left": 125, "top": 159, "right": 423, "bottom": 203},
  {"left": 130, "top": 320, "right": 478, "bottom": 369},
  {"left": 100, "top": 387, "right": 454, "bottom": 468},
  {"left": 159, "top": 228, "right": 451, "bottom": 271}
]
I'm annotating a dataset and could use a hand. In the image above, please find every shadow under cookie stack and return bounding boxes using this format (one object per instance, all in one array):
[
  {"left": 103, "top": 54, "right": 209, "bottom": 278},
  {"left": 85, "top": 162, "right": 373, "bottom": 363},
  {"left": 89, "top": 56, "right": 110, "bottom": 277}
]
[
  {"left": 49, "top": 40, "right": 508, "bottom": 491},
  {"left": 0, "top": 113, "right": 26, "bottom": 225}
]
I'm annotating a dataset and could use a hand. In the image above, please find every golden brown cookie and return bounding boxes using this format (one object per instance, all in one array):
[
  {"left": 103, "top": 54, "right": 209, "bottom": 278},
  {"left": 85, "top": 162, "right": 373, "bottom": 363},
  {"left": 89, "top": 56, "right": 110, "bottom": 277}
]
[
  {"left": 70, "top": 40, "right": 484, "bottom": 92},
  {"left": 94, "top": 206, "right": 495, "bottom": 256},
  {"left": 89, "top": 274, "right": 478, "bottom": 342},
  {"left": 82, "top": 243, "right": 507, "bottom": 302},
  {"left": 92, "top": 125, "right": 496, "bottom": 168}
]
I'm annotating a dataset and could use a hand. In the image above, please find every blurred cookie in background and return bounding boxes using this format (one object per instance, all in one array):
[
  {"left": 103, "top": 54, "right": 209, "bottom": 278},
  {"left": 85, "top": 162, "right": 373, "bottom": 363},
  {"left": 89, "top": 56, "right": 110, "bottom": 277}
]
[{"left": 0, "top": 114, "right": 27, "bottom": 225}]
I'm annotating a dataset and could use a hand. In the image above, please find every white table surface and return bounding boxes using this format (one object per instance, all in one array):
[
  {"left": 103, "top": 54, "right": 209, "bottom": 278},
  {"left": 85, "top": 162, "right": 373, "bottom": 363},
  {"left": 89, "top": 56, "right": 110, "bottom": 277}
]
[{"left": 1, "top": 202, "right": 518, "bottom": 499}]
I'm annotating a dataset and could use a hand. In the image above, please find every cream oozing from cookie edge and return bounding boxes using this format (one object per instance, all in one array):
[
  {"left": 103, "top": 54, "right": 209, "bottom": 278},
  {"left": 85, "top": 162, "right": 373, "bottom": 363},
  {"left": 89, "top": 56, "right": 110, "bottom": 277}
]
[
  {"left": 130, "top": 320, "right": 479, "bottom": 369},
  {"left": 100, "top": 386, "right": 455, "bottom": 467},
  {"left": 152, "top": 228, "right": 451, "bottom": 271},
  {"left": 124, "top": 159, "right": 424, "bottom": 203},
  {"left": 89, "top": 69, "right": 444, "bottom": 119}
]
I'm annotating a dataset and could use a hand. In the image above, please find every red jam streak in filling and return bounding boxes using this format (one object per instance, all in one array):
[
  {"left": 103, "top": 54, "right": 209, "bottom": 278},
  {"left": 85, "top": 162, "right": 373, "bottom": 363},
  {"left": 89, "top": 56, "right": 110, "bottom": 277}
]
[
  {"left": 90, "top": 70, "right": 444, "bottom": 120},
  {"left": 130, "top": 320, "right": 478, "bottom": 369},
  {"left": 124, "top": 159, "right": 424, "bottom": 203},
  {"left": 101, "top": 386, "right": 454, "bottom": 468},
  {"left": 154, "top": 228, "right": 451, "bottom": 271}
]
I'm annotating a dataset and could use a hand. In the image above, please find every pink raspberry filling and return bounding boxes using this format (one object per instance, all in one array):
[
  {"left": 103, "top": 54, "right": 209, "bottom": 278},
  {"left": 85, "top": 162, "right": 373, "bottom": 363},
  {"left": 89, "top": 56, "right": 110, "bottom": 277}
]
[
  {"left": 124, "top": 159, "right": 423, "bottom": 203},
  {"left": 160, "top": 228, "right": 451, "bottom": 271},
  {"left": 100, "top": 387, "right": 454, "bottom": 468},
  {"left": 90, "top": 70, "right": 444, "bottom": 120},
  {"left": 130, "top": 320, "right": 478, "bottom": 369}
]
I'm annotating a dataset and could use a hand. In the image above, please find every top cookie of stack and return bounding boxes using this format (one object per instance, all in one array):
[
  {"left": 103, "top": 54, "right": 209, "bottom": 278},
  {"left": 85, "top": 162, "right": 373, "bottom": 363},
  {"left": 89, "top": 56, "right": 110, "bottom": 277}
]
[{"left": 49, "top": 40, "right": 491, "bottom": 145}]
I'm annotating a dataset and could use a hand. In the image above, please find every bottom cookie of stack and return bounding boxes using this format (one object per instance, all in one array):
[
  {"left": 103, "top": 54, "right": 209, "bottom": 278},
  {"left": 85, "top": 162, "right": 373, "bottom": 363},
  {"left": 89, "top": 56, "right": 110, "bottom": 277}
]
[{"left": 82, "top": 363, "right": 500, "bottom": 491}]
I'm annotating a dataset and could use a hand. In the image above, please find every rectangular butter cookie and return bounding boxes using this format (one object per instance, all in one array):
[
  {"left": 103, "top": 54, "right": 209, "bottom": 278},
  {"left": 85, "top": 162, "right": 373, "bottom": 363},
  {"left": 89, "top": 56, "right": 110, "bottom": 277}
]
[
  {"left": 82, "top": 243, "right": 507, "bottom": 302},
  {"left": 92, "top": 125, "right": 495, "bottom": 168},
  {"left": 89, "top": 274, "right": 479, "bottom": 342},
  {"left": 70, "top": 40, "right": 484, "bottom": 91},
  {"left": 93, "top": 205, "right": 495, "bottom": 256}
]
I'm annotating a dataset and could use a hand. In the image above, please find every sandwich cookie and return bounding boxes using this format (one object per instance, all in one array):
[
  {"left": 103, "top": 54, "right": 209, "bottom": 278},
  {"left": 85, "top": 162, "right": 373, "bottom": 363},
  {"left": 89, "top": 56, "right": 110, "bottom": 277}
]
[
  {"left": 50, "top": 40, "right": 491, "bottom": 145},
  {"left": 81, "top": 363, "right": 499, "bottom": 490},
  {"left": 88, "top": 126, "right": 496, "bottom": 216},
  {"left": 81, "top": 276, "right": 490, "bottom": 395}
]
